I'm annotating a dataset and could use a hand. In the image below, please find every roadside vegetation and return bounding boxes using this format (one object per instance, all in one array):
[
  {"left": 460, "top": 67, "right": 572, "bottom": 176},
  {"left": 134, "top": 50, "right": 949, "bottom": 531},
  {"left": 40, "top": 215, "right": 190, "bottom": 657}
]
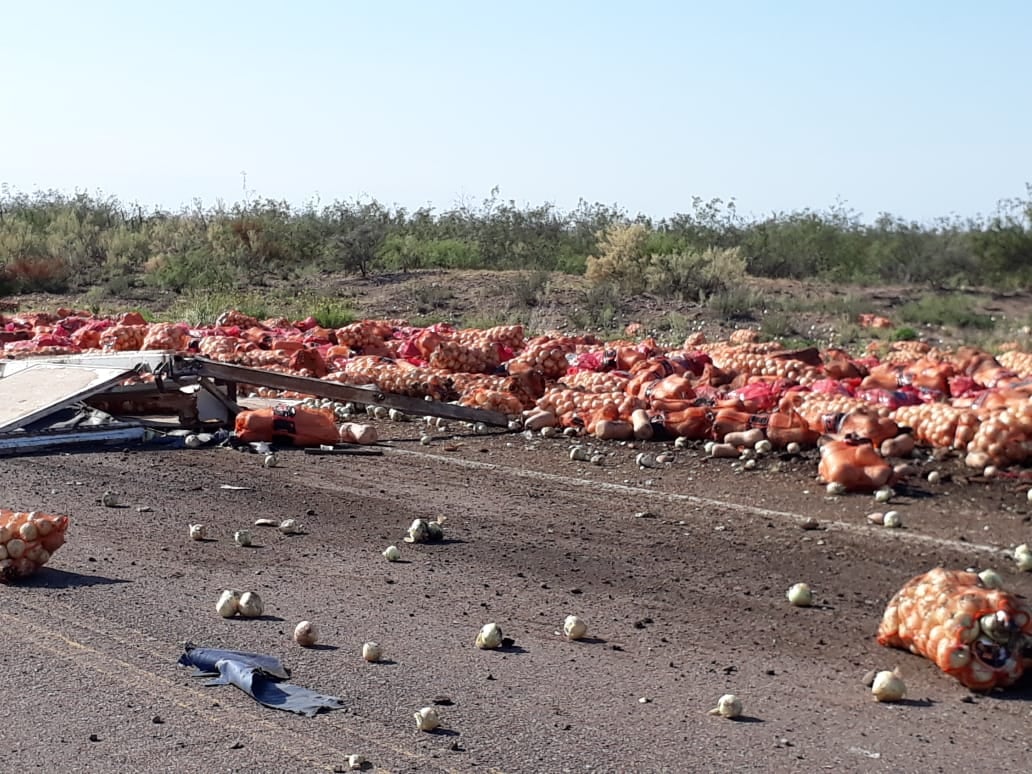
[{"left": 1, "top": 184, "right": 1030, "bottom": 346}]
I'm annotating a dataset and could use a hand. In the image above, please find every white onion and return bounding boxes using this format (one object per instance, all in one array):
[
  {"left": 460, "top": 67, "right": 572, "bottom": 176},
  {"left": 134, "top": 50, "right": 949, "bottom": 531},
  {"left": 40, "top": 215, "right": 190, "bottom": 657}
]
[
  {"left": 237, "top": 591, "right": 264, "bottom": 618},
  {"left": 383, "top": 545, "right": 401, "bottom": 562},
  {"left": 216, "top": 589, "right": 241, "bottom": 618},
  {"left": 413, "top": 706, "right": 440, "bottom": 732},
  {"left": 5, "top": 538, "right": 26, "bottom": 559},
  {"left": 18, "top": 522, "right": 38, "bottom": 542},
  {"left": 786, "top": 582, "right": 813, "bottom": 607},
  {"left": 278, "top": 519, "right": 302, "bottom": 535},
  {"left": 362, "top": 642, "right": 382, "bottom": 662},
  {"left": 708, "top": 694, "right": 743, "bottom": 718},
  {"left": 871, "top": 670, "right": 906, "bottom": 702},
  {"left": 475, "top": 622, "right": 503, "bottom": 650},
  {"left": 347, "top": 754, "right": 365, "bottom": 770},
  {"left": 882, "top": 511, "right": 903, "bottom": 529},
  {"left": 1014, "top": 544, "right": 1032, "bottom": 572},
  {"left": 234, "top": 529, "right": 252, "bottom": 547},
  {"left": 563, "top": 615, "right": 588, "bottom": 640},
  {"left": 978, "top": 569, "right": 1004, "bottom": 589},
  {"left": 293, "top": 620, "right": 319, "bottom": 647},
  {"left": 188, "top": 523, "right": 206, "bottom": 541}
]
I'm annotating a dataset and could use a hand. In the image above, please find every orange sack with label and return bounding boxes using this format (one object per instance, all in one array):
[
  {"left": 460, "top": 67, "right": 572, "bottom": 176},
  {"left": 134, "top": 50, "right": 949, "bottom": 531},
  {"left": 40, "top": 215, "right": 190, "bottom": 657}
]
[
  {"left": 0, "top": 510, "right": 70, "bottom": 581},
  {"left": 234, "top": 405, "right": 340, "bottom": 447}
]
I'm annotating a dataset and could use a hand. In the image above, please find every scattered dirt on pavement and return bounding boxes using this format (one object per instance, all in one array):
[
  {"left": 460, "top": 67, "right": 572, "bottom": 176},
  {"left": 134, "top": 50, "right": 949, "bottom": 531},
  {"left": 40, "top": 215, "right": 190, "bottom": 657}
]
[{"left": 3, "top": 422, "right": 1032, "bottom": 772}]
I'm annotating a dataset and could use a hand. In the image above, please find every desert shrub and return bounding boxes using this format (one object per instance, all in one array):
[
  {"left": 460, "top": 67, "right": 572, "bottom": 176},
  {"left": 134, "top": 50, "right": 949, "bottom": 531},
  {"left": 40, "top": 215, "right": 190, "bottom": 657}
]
[
  {"left": 507, "top": 270, "right": 551, "bottom": 309},
  {"left": 584, "top": 224, "right": 651, "bottom": 293},
  {"left": 707, "top": 286, "right": 766, "bottom": 320},
  {"left": 645, "top": 247, "right": 747, "bottom": 301},
  {"left": 899, "top": 294, "right": 995, "bottom": 330}
]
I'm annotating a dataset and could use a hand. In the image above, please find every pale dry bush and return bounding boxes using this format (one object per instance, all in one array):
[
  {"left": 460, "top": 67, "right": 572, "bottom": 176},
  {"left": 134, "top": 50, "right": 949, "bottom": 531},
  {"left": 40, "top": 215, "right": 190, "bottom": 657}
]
[{"left": 584, "top": 224, "right": 651, "bottom": 294}]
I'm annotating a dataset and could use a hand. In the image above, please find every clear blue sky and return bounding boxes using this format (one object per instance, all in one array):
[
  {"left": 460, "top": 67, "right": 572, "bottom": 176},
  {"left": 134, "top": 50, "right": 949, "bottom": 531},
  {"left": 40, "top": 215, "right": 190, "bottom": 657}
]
[{"left": 2, "top": 1, "right": 1028, "bottom": 223}]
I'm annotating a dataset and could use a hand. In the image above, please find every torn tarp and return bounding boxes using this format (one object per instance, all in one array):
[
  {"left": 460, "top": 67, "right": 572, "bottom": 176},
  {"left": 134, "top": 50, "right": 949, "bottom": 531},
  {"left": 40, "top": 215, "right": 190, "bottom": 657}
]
[{"left": 178, "top": 643, "right": 345, "bottom": 717}]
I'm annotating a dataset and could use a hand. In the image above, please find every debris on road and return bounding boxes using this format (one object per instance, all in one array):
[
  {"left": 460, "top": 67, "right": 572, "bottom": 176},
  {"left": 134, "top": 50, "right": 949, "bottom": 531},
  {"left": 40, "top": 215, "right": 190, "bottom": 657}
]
[
  {"left": 188, "top": 523, "right": 206, "bottom": 541},
  {"left": 382, "top": 545, "right": 401, "bottom": 562},
  {"left": 178, "top": 643, "right": 345, "bottom": 716}
]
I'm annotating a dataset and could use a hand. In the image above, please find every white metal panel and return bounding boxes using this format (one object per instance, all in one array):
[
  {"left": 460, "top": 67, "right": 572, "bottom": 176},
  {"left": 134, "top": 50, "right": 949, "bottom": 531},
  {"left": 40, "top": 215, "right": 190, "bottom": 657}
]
[{"left": 0, "top": 363, "right": 136, "bottom": 432}]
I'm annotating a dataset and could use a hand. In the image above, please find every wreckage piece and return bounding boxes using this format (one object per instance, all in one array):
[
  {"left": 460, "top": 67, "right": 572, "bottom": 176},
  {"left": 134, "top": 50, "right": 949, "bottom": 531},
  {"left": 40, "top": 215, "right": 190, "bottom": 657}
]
[
  {"left": 178, "top": 643, "right": 345, "bottom": 717},
  {"left": 178, "top": 356, "right": 509, "bottom": 427},
  {"left": 877, "top": 568, "right": 1032, "bottom": 691},
  {"left": 0, "top": 362, "right": 138, "bottom": 432}
]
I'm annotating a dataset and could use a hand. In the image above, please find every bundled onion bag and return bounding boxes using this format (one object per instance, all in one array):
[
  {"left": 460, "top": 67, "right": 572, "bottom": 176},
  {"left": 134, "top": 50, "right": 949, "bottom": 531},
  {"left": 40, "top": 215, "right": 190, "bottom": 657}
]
[
  {"left": 234, "top": 404, "right": 339, "bottom": 447},
  {"left": 0, "top": 510, "right": 70, "bottom": 581},
  {"left": 877, "top": 568, "right": 1032, "bottom": 691}
]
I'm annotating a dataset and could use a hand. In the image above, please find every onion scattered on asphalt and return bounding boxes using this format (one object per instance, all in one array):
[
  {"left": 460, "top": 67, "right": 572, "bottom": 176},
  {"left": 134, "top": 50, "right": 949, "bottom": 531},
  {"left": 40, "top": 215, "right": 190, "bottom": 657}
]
[
  {"left": 188, "top": 523, "right": 206, "bottom": 541},
  {"left": 563, "top": 615, "right": 588, "bottom": 640},
  {"left": 927, "top": 471, "right": 941, "bottom": 485},
  {"left": 216, "top": 589, "right": 241, "bottom": 618},
  {"left": 101, "top": 490, "right": 119, "bottom": 507},
  {"left": 475, "top": 622, "right": 503, "bottom": 650},
  {"left": 708, "top": 694, "right": 743, "bottom": 718},
  {"left": 346, "top": 754, "right": 365, "bottom": 770},
  {"left": 263, "top": 453, "right": 278, "bottom": 468},
  {"left": 786, "top": 442, "right": 801, "bottom": 455},
  {"left": 362, "top": 642, "right": 382, "bottom": 662},
  {"left": 254, "top": 518, "right": 278, "bottom": 527},
  {"left": 1014, "top": 544, "right": 1032, "bottom": 572},
  {"left": 871, "top": 670, "right": 906, "bottom": 702},
  {"left": 293, "top": 620, "right": 319, "bottom": 647},
  {"left": 874, "top": 487, "right": 894, "bottom": 503},
  {"left": 237, "top": 591, "right": 264, "bottom": 618},
  {"left": 978, "top": 568, "right": 1004, "bottom": 589},
  {"left": 786, "top": 582, "right": 813, "bottom": 607},
  {"left": 1027, "top": 488, "right": 1032, "bottom": 503},
  {"left": 826, "top": 482, "right": 847, "bottom": 496},
  {"left": 882, "top": 511, "right": 903, "bottom": 529},
  {"left": 234, "top": 529, "right": 252, "bottom": 547},
  {"left": 278, "top": 518, "right": 302, "bottom": 535},
  {"left": 413, "top": 706, "right": 440, "bottom": 732},
  {"left": 383, "top": 545, "right": 401, "bottom": 562}
]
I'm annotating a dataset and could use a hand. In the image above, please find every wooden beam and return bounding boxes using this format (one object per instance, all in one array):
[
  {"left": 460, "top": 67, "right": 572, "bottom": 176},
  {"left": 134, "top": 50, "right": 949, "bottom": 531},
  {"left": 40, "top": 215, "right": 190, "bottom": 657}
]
[{"left": 180, "top": 357, "right": 511, "bottom": 427}]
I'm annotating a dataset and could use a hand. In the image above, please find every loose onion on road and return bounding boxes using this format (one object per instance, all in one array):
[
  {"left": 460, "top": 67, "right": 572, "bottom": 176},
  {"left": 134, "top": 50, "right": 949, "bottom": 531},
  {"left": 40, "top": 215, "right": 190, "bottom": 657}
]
[{"left": 293, "top": 620, "right": 319, "bottom": 647}]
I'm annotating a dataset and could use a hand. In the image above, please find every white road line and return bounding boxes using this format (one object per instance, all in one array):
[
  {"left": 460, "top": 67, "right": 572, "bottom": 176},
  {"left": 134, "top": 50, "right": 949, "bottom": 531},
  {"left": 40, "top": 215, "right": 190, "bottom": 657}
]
[{"left": 389, "top": 447, "right": 1008, "bottom": 558}]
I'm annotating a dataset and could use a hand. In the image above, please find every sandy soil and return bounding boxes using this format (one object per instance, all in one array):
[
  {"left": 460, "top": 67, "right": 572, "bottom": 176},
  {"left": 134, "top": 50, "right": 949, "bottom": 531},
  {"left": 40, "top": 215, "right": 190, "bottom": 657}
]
[{"left": 3, "top": 422, "right": 1032, "bottom": 773}]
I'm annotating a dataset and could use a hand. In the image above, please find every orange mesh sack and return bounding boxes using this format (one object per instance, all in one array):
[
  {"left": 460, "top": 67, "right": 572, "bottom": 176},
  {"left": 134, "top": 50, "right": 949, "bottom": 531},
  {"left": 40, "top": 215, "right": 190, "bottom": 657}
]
[
  {"left": 877, "top": 568, "right": 1032, "bottom": 691},
  {"left": 1, "top": 510, "right": 70, "bottom": 581},
  {"left": 234, "top": 405, "right": 340, "bottom": 447}
]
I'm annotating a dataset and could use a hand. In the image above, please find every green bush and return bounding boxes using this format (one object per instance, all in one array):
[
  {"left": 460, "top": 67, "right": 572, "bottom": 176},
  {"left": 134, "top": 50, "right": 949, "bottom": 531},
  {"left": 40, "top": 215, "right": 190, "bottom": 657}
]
[{"left": 899, "top": 294, "right": 995, "bottom": 330}]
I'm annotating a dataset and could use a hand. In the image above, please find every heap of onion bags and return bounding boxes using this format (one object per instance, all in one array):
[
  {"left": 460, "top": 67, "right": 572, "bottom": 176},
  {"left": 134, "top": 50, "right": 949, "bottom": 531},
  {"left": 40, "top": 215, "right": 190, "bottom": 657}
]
[
  {"left": 0, "top": 510, "right": 70, "bottom": 581},
  {"left": 877, "top": 568, "right": 1032, "bottom": 691}
]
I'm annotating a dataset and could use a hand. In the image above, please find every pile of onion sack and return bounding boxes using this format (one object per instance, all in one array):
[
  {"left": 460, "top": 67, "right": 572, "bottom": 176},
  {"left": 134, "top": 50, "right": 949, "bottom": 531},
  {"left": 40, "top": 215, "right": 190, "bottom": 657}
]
[
  {"left": 0, "top": 510, "right": 70, "bottom": 581},
  {"left": 877, "top": 568, "right": 1032, "bottom": 691}
]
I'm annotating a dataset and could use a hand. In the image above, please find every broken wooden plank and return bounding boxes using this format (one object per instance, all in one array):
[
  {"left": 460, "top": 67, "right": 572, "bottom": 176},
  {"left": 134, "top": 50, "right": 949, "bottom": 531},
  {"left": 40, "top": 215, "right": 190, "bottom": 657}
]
[{"left": 180, "top": 357, "right": 511, "bottom": 427}]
